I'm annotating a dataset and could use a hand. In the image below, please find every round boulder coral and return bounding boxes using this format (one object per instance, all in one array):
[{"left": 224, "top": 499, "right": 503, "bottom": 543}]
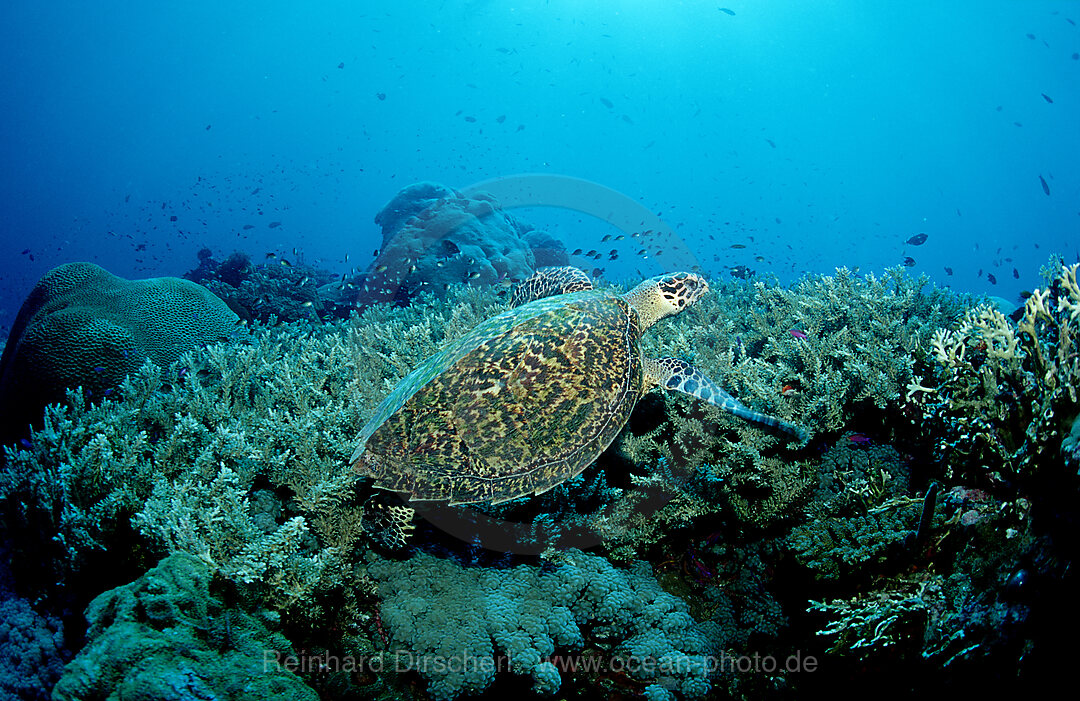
[{"left": 0, "top": 262, "right": 238, "bottom": 445}]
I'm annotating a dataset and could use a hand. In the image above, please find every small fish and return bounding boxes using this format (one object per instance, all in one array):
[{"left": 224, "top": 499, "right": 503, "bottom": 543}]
[
  {"left": 586, "top": 250, "right": 598, "bottom": 257},
  {"left": 205, "top": 124, "right": 211, "bottom": 130},
  {"left": 903, "top": 256, "right": 916, "bottom": 267},
  {"left": 719, "top": 7, "right": 736, "bottom": 15},
  {"left": 301, "top": 301, "right": 314, "bottom": 307},
  {"left": 20, "top": 248, "right": 30, "bottom": 255},
  {"left": 906, "top": 233, "right": 928, "bottom": 245},
  {"left": 987, "top": 273, "right": 997, "bottom": 285},
  {"left": 169, "top": 215, "right": 178, "bottom": 222},
  {"left": 265, "top": 252, "right": 276, "bottom": 259},
  {"left": 601, "top": 234, "right": 612, "bottom": 242},
  {"left": 376, "top": 92, "right": 386, "bottom": 100},
  {"left": 591, "top": 267, "right": 605, "bottom": 278},
  {"left": 1041, "top": 93, "right": 1053, "bottom": 103},
  {"left": 18, "top": 438, "right": 32, "bottom": 450},
  {"left": 730, "top": 243, "right": 746, "bottom": 249},
  {"left": 944, "top": 266, "right": 954, "bottom": 276},
  {"left": 780, "top": 384, "right": 799, "bottom": 397},
  {"left": 376, "top": 264, "right": 388, "bottom": 272},
  {"left": 572, "top": 249, "right": 583, "bottom": 256},
  {"left": 1039, "top": 175, "right": 1050, "bottom": 195},
  {"left": 93, "top": 366, "right": 106, "bottom": 373},
  {"left": 243, "top": 224, "right": 255, "bottom": 230},
  {"left": 765, "top": 138, "right": 776, "bottom": 148},
  {"left": 848, "top": 433, "right": 872, "bottom": 446},
  {"left": 600, "top": 97, "right": 614, "bottom": 109},
  {"left": 1013, "top": 268, "right": 1020, "bottom": 279},
  {"left": 614, "top": 234, "right": 625, "bottom": 241},
  {"left": 789, "top": 329, "right": 808, "bottom": 340},
  {"left": 268, "top": 221, "right": 282, "bottom": 228},
  {"left": 280, "top": 259, "right": 292, "bottom": 267},
  {"left": 338, "top": 62, "right": 344, "bottom": 69},
  {"left": 468, "top": 270, "right": 482, "bottom": 279},
  {"left": 496, "top": 115, "right": 506, "bottom": 124},
  {"left": 464, "top": 116, "right": 477, "bottom": 123},
  {"left": 755, "top": 255, "right": 766, "bottom": 262}
]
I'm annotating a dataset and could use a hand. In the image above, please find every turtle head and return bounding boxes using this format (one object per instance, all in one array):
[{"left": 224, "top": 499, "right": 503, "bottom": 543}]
[{"left": 624, "top": 272, "right": 709, "bottom": 330}]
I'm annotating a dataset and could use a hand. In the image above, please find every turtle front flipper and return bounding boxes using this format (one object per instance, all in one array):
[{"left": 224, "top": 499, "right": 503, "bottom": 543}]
[
  {"left": 510, "top": 266, "right": 593, "bottom": 307},
  {"left": 643, "top": 357, "right": 807, "bottom": 441}
]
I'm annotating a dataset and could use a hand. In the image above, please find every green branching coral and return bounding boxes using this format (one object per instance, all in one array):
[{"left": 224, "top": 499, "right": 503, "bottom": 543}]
[
  {"left": 639, "top": 266, "right": 957, "bottom": 438},
  {"left": 611, "top": 267, "right": 957, "bottom": 539},
  {"left": 789, "top": 506, "right": 919, "bottom": 581},
  {"left": 0, "top": 285, "right": 506, "bottom": 609},
  {"left": 912, "top": 259, "right": 1080, "bottom": 480},
  {"left": 808, "top": 573, "right": 947, "bottom": 658},
  {"left": 787, "top": 439, "right": 922, "bottom": 580}
]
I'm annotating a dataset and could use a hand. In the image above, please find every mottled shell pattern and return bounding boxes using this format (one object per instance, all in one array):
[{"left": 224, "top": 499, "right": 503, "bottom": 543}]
[{"left": 350, "top": 279, "right": 644, "bottom": 505}]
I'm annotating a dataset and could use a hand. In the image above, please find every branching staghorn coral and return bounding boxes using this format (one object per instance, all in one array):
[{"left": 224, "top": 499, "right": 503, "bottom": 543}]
[
  {"left": 644, "top": 265, "right": 957, "bottom": 437},
  {"left": 616, "top": 267, "right": 955, "bottom": 537},
  {"left": 808, "top": 573, "right": 947, "bottom": 657},
  {"left": 0, "top": 285, "right": 506, "bottom": 609}
]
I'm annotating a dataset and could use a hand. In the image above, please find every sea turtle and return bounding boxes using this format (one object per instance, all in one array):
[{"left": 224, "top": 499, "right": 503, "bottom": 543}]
[{"left": 351, "top": 266, "right": 805, "bottom": 505}]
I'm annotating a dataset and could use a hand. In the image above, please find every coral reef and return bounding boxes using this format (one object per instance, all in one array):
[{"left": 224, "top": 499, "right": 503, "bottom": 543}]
[
  {"left": 0, "top": 261, "right": 239, "bottom": 445},
  {"left": 0, "top": 254, "right": 1073, "bottom": 699},
  {"left": 352, "top": 182, "right": 566, "bottom": 308},
  {"left": 0, "top": 589, "right": 67, "bottom": 700},
  {"left": 0, "top": 284, "right": 503, "bottom": 601},
  {"left": 609, "top": 266, "right": 960, "bottom": 546},
  {"left": 186, "top": 250, "right": 337, "bottom": 324},
  {"left": 52, "top": 552, "right": 318, "bottom": 700},
  {"left": 367, "top": 548, "right": 711, "bottom": 700},
  {"left": 912, "top": 258, "right": 1080, "bottom": 483}
]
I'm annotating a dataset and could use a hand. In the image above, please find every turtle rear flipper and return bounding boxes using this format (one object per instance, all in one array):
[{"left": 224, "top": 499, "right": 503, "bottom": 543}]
[{"left": 643, "top": 357, "right": 807, "bottom": 441}]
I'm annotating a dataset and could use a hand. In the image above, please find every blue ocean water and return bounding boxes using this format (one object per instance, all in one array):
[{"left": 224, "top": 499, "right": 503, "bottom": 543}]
[{"left": 1, "top": 0, "right": 1077, "bottom": 335}]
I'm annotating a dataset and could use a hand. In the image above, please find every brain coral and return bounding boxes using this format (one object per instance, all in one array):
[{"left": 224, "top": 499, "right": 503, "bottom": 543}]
[{"left": 0, "top": 262, "right": 238, "bottom": 445}]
